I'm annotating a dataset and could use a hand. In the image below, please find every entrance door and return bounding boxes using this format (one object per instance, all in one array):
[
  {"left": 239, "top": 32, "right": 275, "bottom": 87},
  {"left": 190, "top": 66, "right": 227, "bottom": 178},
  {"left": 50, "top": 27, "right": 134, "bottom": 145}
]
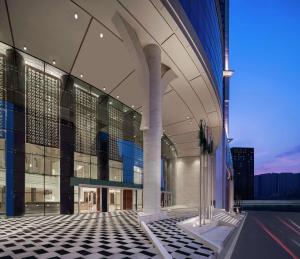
[
  {"left": 109, "top": 189, "right": 121, "bottom": 212},
  {"left": 0, "top": 186, "right": 5, "bottom": 214},
  {"left": 79, "top": 187, "right": 99, "bottom": 213},
  {"left": 123, "top": 189, "right": 133, "bottom": 210}
]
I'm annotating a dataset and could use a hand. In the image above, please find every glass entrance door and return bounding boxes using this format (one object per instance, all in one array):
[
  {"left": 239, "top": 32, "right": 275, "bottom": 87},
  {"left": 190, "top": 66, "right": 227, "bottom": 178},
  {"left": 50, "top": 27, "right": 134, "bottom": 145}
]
[
  {"left": 0, "top": 185, "right": 5, "bottom": 214},
  {"left": 109, "top": 189, "right": 121, "bottom": 212},
  {"left": 79, "top": 187, "right": 99, "bottom": 213}
]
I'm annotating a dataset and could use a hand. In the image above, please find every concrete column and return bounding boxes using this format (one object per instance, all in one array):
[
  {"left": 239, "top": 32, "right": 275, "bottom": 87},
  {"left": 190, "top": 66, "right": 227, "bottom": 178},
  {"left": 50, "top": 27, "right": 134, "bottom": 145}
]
[
  {"left": 142, "top": 44, "right": 162, "bottom": 215},
  {"left": 97, "top": 95, "right": 109, "bottom": 212},
  {"left": 60, "top": 75, "right": 75, "bottom": 215},
  {"left": 5, "top": 49, "right": 25, "bottom": 217}
]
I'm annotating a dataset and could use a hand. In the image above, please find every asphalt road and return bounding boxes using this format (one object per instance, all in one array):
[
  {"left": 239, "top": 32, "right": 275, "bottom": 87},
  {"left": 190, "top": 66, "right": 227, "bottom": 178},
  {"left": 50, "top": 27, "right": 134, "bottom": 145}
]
[{"left": 231, "top": 211, "right": 300, "bottom": 259}]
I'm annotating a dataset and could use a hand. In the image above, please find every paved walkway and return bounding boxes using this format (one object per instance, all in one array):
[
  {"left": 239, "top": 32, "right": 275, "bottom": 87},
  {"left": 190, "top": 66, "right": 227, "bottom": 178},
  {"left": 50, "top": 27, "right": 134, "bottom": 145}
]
[
  {"left": 148, "top": 209, "right": 215, "bottom": 259},
  {"left": 0, "top": 211, "right": 161, "bottom": 259}
]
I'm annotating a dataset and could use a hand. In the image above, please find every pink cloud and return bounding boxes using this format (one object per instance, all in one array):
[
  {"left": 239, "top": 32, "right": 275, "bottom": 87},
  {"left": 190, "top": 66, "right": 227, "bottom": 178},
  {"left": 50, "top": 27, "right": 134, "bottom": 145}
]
[{"left": 256, "top": 148, "right": 300, "bottom": 174}]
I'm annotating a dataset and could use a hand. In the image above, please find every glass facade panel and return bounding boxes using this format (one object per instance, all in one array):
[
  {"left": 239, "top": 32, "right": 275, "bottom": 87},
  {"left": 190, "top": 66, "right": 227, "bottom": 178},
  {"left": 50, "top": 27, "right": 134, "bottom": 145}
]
[
  {"left": 74, "top": 186, "right": 79, "bottom": 214},
  {"left": 134, "top": 166, "right": 142, "bottom": 185},
  {"left": 91, "top": 156, "right": 97, "bottom": 179},
  {"left": 74, "top": 152, "right": 91, "bottom": 179},
  {"left": 179, "top": 0, "right": 223, "bottom": 98},
  {"left": 109, "top": 160, "right": 123, "bottom": 182},
  {"left": 25, "top": 172, "right": 44, "bottom": 214}
]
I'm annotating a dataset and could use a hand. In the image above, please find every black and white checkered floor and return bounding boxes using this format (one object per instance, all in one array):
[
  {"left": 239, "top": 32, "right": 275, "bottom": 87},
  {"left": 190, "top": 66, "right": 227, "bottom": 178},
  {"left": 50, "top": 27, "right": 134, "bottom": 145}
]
[
  {"left": 148, "top": 214, "right": 215, "bottom": 259},
  {"left": 0, "top": 211, "right": 161, "bottom": 259}
]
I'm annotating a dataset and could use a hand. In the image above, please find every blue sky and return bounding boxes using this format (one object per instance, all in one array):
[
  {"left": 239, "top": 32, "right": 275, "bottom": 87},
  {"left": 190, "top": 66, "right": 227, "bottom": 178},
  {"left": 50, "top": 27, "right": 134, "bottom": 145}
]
[{"left": 229, "top": 0, "right": 300, "bottom": 174}]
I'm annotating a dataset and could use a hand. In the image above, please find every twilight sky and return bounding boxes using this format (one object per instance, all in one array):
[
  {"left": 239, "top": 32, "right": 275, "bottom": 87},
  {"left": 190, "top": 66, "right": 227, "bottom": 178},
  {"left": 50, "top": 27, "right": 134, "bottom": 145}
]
[{"left": 229, "top": 0, "right": 300, "bottom": 174}]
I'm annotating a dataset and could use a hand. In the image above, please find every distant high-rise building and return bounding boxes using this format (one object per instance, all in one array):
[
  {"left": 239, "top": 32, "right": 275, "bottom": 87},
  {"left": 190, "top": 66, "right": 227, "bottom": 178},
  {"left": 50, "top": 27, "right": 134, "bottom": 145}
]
[
  {"left": 231, "top": 147, "right": 254, "bottom": 200},
  {"left": 254, "top": 173, "right": 300, "bottom": 199}
]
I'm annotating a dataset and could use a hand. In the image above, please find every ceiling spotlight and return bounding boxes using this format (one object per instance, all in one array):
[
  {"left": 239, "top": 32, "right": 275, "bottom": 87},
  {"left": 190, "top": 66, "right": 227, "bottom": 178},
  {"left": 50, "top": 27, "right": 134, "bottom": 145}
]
[
  {"left": 80, "top": 74, "right": 83, "bottom": 78},
  {"left": 23, "top": 46, "right": 27, "bottom": 51},
  {"left": 186, "top": 116, "right": 190, "bottom": 119},
  {"left": 103, "top": 87, "right": 106, "bottom": 91},
  {"left": 116, "top": 95, "right": 119, "bottom": 99},
  {"left": 74, "top": 13, "right": 79, "bottom": 20},
  {"left": 52, "top": 60, "right": 56, "bottom": 65},
  {"left": 131, "top": 105, "right": 135, "bottom": 108},
  {"left": 100, "top": 33, "right": 104, "bottom": 38}
]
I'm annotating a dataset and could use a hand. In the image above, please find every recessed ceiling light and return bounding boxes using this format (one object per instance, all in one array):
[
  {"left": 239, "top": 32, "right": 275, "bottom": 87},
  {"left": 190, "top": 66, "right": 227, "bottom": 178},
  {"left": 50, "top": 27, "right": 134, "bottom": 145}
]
[
  {"left": 116, "top": 95, "right": 119, "bottom": 99},
  {"left": 186, "top": 116, "right": 190, "bottom": 119},
  {"left": 99, "top": 33, "right": 104, "bottom": 38},
  {"left": 103, "top": 87, "right": 106, "bottom": 91},
  {"left": 80, "top": 74, "right": 83, "bottom": 78},
  {"left": 131, "top": 105, "right": 135, "bottom": 108},
  {"left": 74, "top": 13, "right": 79, "bottom": 20},
  {"left": 52, "top": 60, "right": 56, "bottom": 65},
  {"left": 23, "top": 46, "right": 27, "bottom": 51}
]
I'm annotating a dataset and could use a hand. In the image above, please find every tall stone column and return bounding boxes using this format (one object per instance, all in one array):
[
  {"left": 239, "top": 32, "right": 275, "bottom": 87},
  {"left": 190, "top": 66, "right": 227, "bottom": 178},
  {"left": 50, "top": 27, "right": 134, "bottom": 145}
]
[
  {"left": 112, "top": 13, "right": 176, "bottom": 217},
  {"left": 142, "top": 44, "right": 162, "bottom": 215},
  {"left": 5, "top": 49, "right": 25, "bottom": 217}
]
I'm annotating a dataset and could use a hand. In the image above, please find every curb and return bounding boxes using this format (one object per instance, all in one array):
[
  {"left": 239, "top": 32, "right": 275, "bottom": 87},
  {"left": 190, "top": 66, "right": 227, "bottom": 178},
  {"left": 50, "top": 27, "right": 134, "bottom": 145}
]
[{"left": 220, "top": 212, "right": 247, "bottom": 259}]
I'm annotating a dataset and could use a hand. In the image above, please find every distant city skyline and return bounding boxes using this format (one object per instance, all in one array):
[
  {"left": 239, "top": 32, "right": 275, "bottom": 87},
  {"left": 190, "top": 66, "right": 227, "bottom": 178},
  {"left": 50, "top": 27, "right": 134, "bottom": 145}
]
[
  {"left": 254, "top": 172, "right": 300, "bottom": 200},
  {"left": 229, "top": 0, "right": 300, "bottom": 174}
]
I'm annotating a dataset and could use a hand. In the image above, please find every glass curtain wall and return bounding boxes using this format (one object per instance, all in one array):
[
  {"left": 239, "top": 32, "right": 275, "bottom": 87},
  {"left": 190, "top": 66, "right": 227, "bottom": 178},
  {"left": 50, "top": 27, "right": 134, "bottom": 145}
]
[{"left": 24, "top": 61, "right": 61, "bottom": 215}]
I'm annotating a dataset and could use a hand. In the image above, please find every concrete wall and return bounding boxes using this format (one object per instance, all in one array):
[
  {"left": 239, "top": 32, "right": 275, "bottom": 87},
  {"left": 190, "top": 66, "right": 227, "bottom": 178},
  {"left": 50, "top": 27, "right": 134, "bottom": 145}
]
[{"left": 174, "top": 157, "right": 200, "bottom": 207}]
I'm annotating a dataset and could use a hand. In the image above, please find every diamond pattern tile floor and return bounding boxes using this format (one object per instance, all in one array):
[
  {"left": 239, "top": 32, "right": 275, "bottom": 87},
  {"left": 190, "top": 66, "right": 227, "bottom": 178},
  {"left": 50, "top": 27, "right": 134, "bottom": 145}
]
[
  {"left": 148, "top": 214, "right": 215, "bottom": 259},
  {"left": 0, "top": 211, "right": 161, "bottom": 259}
]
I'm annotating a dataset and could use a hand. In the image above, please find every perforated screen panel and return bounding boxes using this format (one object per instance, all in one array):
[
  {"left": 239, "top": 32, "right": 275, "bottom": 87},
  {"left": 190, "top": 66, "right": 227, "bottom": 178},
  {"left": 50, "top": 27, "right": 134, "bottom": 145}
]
[
  {"left": 109, "top": 104, "right": 123, "bottom": 161},
  {"left": 75, "top": 87, "right": 97, "bottom": 155},
  {"left": 26, "top": 66, "right": 59, "bottom": 147}
]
